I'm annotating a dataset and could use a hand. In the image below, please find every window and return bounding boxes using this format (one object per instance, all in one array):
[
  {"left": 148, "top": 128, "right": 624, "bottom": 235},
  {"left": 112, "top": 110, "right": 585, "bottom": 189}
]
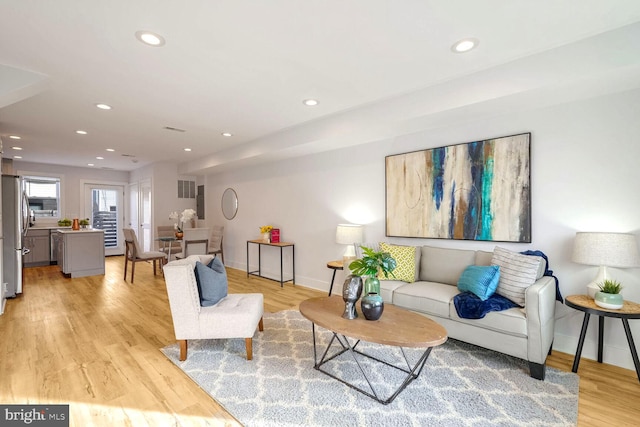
[{"left": 24, "top": 176, "right": 61, "bottom": 219}]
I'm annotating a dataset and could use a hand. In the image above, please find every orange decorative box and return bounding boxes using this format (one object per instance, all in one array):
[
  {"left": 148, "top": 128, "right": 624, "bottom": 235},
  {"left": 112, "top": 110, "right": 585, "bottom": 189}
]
[{"left": 271, "top": 228, "right": 280, "bottom": 243}]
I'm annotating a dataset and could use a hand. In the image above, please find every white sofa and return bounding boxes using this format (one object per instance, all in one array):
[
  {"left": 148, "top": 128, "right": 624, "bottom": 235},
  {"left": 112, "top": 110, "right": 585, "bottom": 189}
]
[{"left": 378, "top": 245, "right": 556, "bottom": 380}]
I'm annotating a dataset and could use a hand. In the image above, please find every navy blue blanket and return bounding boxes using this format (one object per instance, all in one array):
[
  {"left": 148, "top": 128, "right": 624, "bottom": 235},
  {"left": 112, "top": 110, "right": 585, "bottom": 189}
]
[
  {"left": 453, "top": 292, "right": 518, "bottom": 319},
  {"left": 453, "top": 250, "right": 562, "bottom": 319}
]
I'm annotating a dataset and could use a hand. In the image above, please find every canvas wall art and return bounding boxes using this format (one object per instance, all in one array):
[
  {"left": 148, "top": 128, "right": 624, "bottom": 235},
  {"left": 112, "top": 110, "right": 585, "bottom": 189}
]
[{"left": 385, "top": 133, "right": 531, "bottom": 242}]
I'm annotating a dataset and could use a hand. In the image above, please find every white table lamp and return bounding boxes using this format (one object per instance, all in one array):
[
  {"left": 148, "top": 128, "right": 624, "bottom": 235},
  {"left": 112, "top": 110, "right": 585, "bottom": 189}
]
[
  {"left": 336, "top": 224, "right": 363, "bottom": 269},
  {"left": 572, "top": 232, "right": 640, "bottom": 298}
]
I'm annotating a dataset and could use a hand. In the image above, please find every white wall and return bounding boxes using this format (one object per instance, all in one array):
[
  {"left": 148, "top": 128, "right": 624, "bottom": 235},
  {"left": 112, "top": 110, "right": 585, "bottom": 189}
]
[
  {"left": 204, "top": 88, "right": 640, "bottom": 371},
  {"left": 130, "top": 162, "right": 197, "bottom": 249},
  {"left": 13, "top": 161, "right": 129, "bottom": 227}
]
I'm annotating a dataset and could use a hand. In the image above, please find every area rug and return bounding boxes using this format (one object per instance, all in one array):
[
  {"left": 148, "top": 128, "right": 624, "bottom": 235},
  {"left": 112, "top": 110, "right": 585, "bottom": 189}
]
[{"left": 161, "top": 310, "right": 578, "bottom": 426}]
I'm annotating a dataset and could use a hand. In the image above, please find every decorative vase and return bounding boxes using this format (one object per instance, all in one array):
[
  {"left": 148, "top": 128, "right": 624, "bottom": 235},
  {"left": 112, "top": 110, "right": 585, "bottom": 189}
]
[
  {"left": 262, "top": 232, "right": 270, "bottom": 243},
  {"left": 342, "top": 275, "right": 363, "bottom": 319},
  {"left": 364, "top": 276, "right": 380, "bottom": 295},
  {"left": 175, "top": 231, "right": 183, "bottom": 239},
  {"left": 72, "top": 218, "right": 80, "bottom": 231},
  {"left": 594, "top": 291, "right": 623, "bottom": 309},
  {"left": 361, "top": 292, "right": 384, "bottom": 320}
]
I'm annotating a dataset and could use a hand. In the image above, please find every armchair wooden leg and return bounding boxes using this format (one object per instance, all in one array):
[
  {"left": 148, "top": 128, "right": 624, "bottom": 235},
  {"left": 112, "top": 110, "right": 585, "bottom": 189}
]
[
  {"left": 245, "top": 338, "right": 253, "bottom": 360},
  {"left": 179, "top": 340, "right": 188, "bottom": 361},
  {"left": 123, "top": 258, "right": 128, "bottom": 281},
  {"left": 258, "top": 317, "right": 264, "bottom": 332},
  {"left": 131, "top": 260, "right": 136, "bottom": 283}
]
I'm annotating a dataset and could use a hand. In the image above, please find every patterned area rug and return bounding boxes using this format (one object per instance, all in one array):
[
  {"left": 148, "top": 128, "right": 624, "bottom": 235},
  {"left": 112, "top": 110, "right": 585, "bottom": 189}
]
[{"left": 161, "top": 310, "right": 578, "bottom": 426}]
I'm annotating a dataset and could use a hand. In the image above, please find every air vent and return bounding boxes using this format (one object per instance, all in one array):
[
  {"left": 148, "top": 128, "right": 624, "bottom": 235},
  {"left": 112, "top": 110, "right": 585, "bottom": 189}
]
[
  {"left": 121, "top": 154, "right": 136, "bottom": 157},
  {"left": 164, "top": 126, "right": 186, "bottom": 133}
]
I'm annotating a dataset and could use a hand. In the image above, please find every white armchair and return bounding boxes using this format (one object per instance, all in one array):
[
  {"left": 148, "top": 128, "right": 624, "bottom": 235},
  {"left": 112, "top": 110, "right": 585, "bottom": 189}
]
[{"left": 162, "top": 255, "right": 264, "bottom": 360}]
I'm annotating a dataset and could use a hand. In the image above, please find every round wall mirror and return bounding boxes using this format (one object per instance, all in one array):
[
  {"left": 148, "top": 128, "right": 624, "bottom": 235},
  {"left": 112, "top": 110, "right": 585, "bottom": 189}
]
[{"left": 221, "top": 188, "right": 238, "bottom": 220}]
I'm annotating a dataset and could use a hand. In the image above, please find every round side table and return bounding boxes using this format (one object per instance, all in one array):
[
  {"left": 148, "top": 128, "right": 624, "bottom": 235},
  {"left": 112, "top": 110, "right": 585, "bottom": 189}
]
[
  {"left": 565, "top": 294, "right": 640, "bottom": 382},
  {"left": 326, "top": 260, "right": 344, "bottom": 296}
]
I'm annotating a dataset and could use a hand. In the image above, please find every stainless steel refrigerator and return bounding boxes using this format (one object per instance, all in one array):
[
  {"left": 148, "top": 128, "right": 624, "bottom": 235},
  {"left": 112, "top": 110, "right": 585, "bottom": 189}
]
[{"left": 2, "top": 174, "right": 29, "bottom": 300}]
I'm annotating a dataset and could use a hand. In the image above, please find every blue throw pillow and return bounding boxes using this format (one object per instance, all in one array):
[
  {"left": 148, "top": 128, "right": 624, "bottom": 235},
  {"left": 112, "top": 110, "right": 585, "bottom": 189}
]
[
  {"left": 194, "top": 258, "right": 228, "bottom": 307},
  {"left": 457, "top": 265, "right": 500, "bottom": 301}
]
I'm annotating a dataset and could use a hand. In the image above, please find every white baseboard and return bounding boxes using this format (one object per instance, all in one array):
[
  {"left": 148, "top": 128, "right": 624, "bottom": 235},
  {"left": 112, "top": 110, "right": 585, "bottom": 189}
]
[{"left": 553, "top": 332, "right": 637, "bottom": 372}]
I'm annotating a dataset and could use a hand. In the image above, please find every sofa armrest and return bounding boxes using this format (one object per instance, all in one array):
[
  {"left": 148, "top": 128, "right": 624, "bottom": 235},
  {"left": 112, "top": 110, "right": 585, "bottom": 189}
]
[{"left": 525, "top": 276, "right": 556, "bottom": 364}]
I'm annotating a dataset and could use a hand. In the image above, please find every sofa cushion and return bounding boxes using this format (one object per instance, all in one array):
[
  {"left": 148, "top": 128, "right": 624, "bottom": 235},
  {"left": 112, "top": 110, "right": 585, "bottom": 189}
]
[
  {"left": 475, "top": 250, "right": 494, "bottom": 266},
  {"left": 378, "top": 280, "right": 407, "bottom": 303},
  {"left": 379, "top": 242, "right": 419, "bottom": 283},
  {"left": 449, "top": 303, "right": 527, "bottom": 337},
  {"left": 393, "top": 282, "right": 459, "bottom": 317},
  {"left": 194, "top": 258, "right": 228, "bottom": 307},
  {"left": 491, "top": 247, "right": 541, "bottom": 306},
  {"left": 420, "top": 246, "right": 476, "bottom": 285},
  {"left": 457, "top": 265, "right": 500, "bottom": 301}
]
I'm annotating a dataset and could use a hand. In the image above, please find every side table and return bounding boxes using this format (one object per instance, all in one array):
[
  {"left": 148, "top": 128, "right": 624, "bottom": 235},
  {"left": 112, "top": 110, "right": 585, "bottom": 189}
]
[
  {"left": 246, "top": 240, "right": 295, "bottom": 287},
  {"left": 326, "top": 260, "right": 343, "bottom": 296},
  {"left": 565, "top": 294, "right": 640, "bottom": 382}
]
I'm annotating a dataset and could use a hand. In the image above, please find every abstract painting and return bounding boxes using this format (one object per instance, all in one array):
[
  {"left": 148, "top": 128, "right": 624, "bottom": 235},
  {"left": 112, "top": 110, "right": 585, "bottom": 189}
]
[{"left": 385, "top": 133, "right": 531, "bottom": 242}]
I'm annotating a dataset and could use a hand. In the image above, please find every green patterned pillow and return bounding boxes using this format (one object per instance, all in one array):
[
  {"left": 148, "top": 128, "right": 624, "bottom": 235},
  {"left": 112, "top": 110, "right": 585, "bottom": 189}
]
[{"left": 379, "top": 242, "right": 417, "bottom": 283}]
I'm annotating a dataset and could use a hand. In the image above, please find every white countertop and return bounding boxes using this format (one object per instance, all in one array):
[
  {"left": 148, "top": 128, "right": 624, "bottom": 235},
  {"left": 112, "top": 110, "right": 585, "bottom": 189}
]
[{"left": 55, "top": 228, "right": 104, "bottom": 234}]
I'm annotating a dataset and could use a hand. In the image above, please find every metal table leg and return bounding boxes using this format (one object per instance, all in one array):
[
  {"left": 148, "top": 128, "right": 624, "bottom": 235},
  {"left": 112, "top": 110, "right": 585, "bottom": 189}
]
[{"left": 572, "top": 312, "right": 591, "bottom": 373}]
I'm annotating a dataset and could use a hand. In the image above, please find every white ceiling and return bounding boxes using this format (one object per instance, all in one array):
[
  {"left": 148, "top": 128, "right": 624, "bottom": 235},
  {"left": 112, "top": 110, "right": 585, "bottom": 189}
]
[{"left": 1, "top": 1, "right": 640, "bottom": 174}]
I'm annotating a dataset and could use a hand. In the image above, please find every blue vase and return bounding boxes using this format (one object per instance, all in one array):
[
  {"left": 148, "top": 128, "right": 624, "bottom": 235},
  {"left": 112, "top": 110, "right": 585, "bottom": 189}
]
[{"left": 361, "top": 292, "right": 384, "bottom": 320}]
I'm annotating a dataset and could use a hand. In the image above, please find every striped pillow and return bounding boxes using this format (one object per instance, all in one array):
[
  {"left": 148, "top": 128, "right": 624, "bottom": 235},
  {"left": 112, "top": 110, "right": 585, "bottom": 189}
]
[{"left": 491, "top": 247, "right": 541, "bottom": 306}]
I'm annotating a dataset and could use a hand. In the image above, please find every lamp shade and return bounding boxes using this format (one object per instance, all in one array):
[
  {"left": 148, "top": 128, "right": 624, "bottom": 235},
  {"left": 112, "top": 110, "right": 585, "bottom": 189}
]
[
  {"left": 335, "top": 224, "right": 363, "bottom": 245},
  {"left": 572, "top": 232, "right": 640, "bottom": 268}
]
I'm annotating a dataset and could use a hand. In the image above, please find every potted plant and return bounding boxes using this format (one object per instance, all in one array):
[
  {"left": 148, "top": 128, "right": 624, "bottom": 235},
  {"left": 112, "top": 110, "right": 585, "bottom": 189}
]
[
  {"left": 79, "top": 218, "right": 90, "bottom": 228},
  {"left": 348, "top": 246, "right": 397, "bottom": 320},
  {"left": 594, "top": 279, "right": 624, "bottom": 309}
]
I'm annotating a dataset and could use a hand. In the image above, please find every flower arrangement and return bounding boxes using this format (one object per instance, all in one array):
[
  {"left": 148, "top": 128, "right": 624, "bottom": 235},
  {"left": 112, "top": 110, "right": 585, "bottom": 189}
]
[
  {"left": 260, "top": 225, "right": 273, "bottom": 234},
  {"left": 169, "top": 209, "right": 197, "bottom": 232}
]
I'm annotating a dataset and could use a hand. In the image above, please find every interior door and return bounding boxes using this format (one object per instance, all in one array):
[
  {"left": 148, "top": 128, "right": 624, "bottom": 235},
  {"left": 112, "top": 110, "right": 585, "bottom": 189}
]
[{"left": 139, "top": 179, "right": 152, "bottom": 252}]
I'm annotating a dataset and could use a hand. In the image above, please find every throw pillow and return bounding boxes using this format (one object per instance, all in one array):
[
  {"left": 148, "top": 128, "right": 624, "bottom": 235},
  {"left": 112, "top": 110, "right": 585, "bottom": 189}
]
[
  {"left": 378, "top": 242, "right": 417, "bottom": 283},
  {"left": 491, "top": 246, "right": 541, "bottom": 306},
  {"left": 194, "top": 258, "right": 228, "bottom": 307},
  {"left": 457, "top": 265, "right": 501, "bottom": 301}
]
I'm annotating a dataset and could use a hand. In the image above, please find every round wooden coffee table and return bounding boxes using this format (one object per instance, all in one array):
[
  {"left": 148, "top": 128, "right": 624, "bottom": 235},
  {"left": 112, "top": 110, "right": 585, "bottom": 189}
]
[{"left": 299, "top": 296, "right": 447, "bottom": 404}]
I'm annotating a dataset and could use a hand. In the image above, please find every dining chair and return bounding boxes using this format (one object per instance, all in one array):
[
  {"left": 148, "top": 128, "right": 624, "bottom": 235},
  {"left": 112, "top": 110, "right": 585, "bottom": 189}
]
[
  {"left": 123, "top": 228, "right": 167, "bottom": 283},
  {"left": 175, "top": 228, "right": 210, "bottom": 259},
  {"left": 208, "top": 225, "right": 225, "bottom": 263}
]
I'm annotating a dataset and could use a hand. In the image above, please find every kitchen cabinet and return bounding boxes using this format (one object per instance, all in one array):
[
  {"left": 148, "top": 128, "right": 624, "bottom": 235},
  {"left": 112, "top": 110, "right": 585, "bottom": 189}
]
[
  {"left": 55, "top": 229, "right": 105, "bottom": 278},
  {"left": 24, "top": 229, "right": 51, "bottom": 267}
]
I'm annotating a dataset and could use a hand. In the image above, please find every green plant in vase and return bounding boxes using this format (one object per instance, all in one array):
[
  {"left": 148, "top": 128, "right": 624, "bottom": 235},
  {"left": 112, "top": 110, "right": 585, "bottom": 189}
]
[
  {"left": 349, "top": 246, "right": 396, "bottom": 320},
  {"left": 594, "top": 279, "right": 624, "bottom": 310}
]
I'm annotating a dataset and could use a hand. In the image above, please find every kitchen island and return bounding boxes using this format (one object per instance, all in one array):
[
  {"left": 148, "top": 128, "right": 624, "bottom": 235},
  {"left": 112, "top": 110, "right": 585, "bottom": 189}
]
[{"left": 54, "top": 229, "right": 105, "bottom": 278}]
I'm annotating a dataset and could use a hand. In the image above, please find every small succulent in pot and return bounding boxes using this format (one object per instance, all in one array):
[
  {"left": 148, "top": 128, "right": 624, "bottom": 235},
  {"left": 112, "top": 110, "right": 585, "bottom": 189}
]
[
  {"left": 598, "top": 279, "right": 623, "bottom": 294},
  {"left": 594, "top": 279, "right": 624, "bottom": 309}
]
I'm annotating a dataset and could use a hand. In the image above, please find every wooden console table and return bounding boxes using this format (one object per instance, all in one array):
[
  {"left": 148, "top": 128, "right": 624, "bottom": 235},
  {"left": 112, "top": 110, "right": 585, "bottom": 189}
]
[{"left": 246, "top": 240, "right": 295, "bottom": 287}]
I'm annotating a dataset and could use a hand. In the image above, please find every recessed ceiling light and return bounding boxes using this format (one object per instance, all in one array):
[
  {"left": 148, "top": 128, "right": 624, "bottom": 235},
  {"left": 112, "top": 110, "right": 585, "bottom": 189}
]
[
  {"left": 9, "top": 135, "right": 21, "bottom": 140},
  {"left": 451, "top": 38, "right": 479, "bottom": 53},
  {"left": 106, "top": 148, "right": 115, "bottom": 152},
  {"left": 11, "top": 146, "right": 22, "bottom": 150},
  {"left": 96, "top": 156, "right": 104, "bottom": 160},
  {"left": 95, "top": 103, "right": 112, "bottom": 110},
  {"left": 76, "top": 130, "right": 87, "bottom": 135},
  {"left": 303, "top": 99, "right": 319, "bottom": 106},
  {"left": 184, "top": 148, "right": 192, "bottom": 152},
  {"left": 88, "top": 163, "right": 95, "bottom": 167},
  {"left": 135, "top": 30, "right": 166, "bottom": 47},
  {"left": 14, "top": 156, "right": 22, "bottom": 159},
  {"left": 221, "top": 132, "right": 233, "bottom": 137}
]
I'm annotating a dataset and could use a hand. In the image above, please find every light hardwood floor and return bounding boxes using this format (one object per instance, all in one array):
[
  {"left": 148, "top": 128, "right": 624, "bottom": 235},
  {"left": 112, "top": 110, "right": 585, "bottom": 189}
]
[{"left": 1, "top": 257, "right": 638, "bottom": 426}]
